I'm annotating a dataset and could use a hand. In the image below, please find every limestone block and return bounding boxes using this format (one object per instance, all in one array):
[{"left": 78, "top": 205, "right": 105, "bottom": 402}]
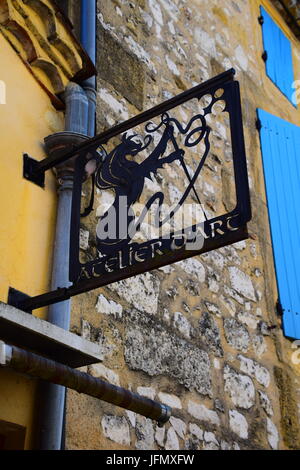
[{"left": 224, "top": 365, "right": 255, "bottom": 409}]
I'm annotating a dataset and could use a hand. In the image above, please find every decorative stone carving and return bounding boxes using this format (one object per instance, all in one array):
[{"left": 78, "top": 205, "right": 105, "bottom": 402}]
[{"left": 0, "top": 0, "right": 96, "bottom": 108}]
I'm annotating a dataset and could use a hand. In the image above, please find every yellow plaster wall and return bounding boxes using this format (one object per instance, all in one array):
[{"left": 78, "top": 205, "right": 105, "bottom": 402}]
[{"left": 0, "top": 32, "right": 64, "bottom": 449}]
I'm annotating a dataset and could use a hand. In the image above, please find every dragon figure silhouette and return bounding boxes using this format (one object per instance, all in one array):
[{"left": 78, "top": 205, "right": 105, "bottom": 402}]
[{"left": 95, "top": 112, "right": 211, "bottom": 255}]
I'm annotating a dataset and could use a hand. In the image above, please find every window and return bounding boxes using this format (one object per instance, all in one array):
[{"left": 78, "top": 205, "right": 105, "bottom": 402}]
[
  {"left": 258, "top": 108, "right": 300, "bottom": 340},
  {"left": 260, "top": 6, "right": 295, "bottom": 104}
]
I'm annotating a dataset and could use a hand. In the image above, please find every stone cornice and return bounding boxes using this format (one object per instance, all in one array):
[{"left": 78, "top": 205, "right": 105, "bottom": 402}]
[{"left": 0, "top": 0, "right": 96, "bottom": 109}]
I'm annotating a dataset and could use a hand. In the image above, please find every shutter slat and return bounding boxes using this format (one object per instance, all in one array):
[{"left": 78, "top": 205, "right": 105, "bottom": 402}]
[
  {"left": 261, "top": 7, "right": 276, "bottom": 82},
  {"left": 258, "top": 109, "right": 300, "bottom": 339},
  {"left": 260, "top": 7, "right": 295, "bottom": 105},
  {"left": 262, "top": 113, "right": 294, "bottom": 315},
  {"left": 276, "top": 120, "right": 300, "bottom": 330}
]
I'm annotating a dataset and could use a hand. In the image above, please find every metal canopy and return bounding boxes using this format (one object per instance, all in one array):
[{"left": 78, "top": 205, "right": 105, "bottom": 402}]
[{"left": 15, "top": 69, "right": 251, "bottom": 312}]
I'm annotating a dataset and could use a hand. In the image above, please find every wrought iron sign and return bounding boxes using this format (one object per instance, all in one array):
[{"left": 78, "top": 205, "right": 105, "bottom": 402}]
[{"left": 15, "top": 69, "right": 251, "bottom": 312}]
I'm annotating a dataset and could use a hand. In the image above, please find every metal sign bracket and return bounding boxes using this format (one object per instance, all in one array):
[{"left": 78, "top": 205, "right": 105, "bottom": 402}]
[{"left": 11, "top": 68, "right": 252, "bottom": 313}]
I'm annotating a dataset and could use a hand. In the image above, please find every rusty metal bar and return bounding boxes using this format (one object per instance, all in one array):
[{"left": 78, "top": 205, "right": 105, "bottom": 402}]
[{"left": 0, "top": 342, "right": 171, "bottom": 427}]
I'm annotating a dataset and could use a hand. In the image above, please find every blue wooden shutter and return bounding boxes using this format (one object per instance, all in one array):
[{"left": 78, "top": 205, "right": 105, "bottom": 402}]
[
  {"left": 258, "top": 109, "right": 300, "bottom": 339},
  {"left": 260, "top": 6, "right": 294, "bottom": 104}
]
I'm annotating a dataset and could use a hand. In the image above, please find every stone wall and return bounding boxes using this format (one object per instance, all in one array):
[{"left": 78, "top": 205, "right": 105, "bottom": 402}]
[{"left": 66, "top": 0, "right": 300, "bottom": 450}]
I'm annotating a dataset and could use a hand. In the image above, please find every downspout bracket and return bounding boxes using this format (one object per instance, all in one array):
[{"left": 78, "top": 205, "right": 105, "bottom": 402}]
[
  {"left": 8, "top": 288, "right": 33, "bottom": 314},
  {"left": 23, "top": 153, "right": 45, "bottom": 188}
]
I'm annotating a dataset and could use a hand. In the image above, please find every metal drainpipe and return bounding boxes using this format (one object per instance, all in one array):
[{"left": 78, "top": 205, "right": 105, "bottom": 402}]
[
  {"left": 38, "top": 2, "right": 97, "bottom": 449},
  {"left": 81, "top": 0, "right": 97, "bottom": 137},
  {"left": 38, "top": 84, "right": 89, "bottom": 450}
]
